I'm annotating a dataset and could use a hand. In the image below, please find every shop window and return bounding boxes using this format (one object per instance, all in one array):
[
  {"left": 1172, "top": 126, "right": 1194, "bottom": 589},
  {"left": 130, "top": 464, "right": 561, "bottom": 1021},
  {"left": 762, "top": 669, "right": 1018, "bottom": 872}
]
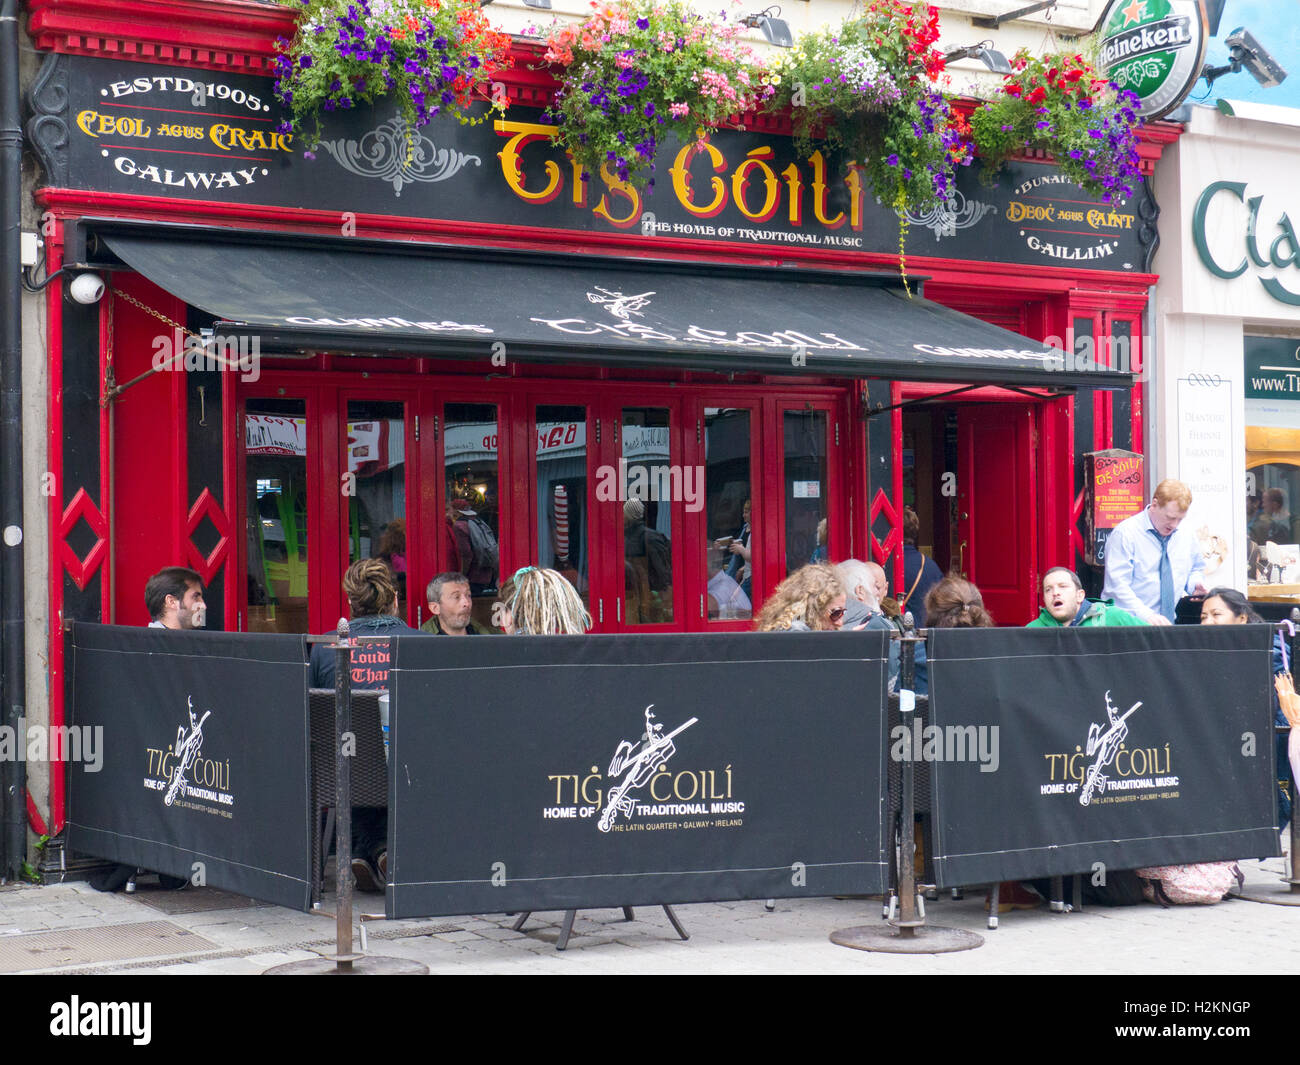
[
  {"left": 622, "top": 407, "right": 674, "bottom": 624},
  {"left": 445, "top": 403, "right": 501, "bottom": 633},
  {"left": 1245, "top": 337, "right": 1300, "bottom": 596},
  {"left": 245, "top": 398, "right": 309, "bottom": 633},
  {"left": 703, "top": 407, "right": 753, "bottom": 620},
  {"left": 536, "top": 404, "right": 588, "bottom": 608},
  {"left": 784, "top": 410, "right": 829, "bottom": 575},
  {"left": 348, "top": 400, "right": 407, "bottom": 618}
]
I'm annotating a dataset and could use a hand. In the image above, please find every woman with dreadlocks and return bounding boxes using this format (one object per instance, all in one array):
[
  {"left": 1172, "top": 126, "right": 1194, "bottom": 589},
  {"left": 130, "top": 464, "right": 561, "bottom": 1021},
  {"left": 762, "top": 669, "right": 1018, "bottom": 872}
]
[{"left": 497, "top": 567, "right": 592, "bottom": 636}]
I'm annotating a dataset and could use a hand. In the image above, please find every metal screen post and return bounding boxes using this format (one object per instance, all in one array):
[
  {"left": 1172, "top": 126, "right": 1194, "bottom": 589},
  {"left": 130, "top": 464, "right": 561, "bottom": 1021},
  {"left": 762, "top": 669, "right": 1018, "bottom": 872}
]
[
  {"left": 896, "top": 624, "right": 920, "bottom": 936},
  {"left": 334, "top": 618, "right": 355, "bottom": 968},
  {"left": 829, "top": 619, "right": 983, "bottom": 954},
  {"left": 1290, "top": 612, "right": 1299, "bottom": 891}
]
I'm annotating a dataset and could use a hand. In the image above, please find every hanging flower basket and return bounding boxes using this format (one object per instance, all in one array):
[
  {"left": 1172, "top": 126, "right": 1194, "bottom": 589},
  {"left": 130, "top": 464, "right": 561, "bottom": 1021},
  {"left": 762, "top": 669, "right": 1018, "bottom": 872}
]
[
  {"left": 274, "top": 0, "right": 514, "bottom": 153},
  {"left": 766, "top": 1, "right": 972, "bottom": 217},
  {"left": 542, "top": 0, "right": 775, "bottom": 191},
  {"left": 967, "top": 50, "right": 1143, "bottom": 202}
]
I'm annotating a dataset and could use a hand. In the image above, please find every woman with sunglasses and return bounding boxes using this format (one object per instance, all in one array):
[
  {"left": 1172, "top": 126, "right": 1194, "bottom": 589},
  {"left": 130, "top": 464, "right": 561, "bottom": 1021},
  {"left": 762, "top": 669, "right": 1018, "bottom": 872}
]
[{"left": 754, "top": 563, "right": 847, "bottom": 632}]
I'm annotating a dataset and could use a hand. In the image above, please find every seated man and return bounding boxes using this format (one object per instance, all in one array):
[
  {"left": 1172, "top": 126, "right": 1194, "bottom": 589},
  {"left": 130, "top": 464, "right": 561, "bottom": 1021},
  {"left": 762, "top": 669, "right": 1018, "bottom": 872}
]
[
  {"left": 1027, "top": 567, "right": 1144, "bottom": 628},
  {"left": 145, "top": 566, "right": 207, "bottom": 630},
  {"left": 421, "top": 572, "right": 492, "bottom": 635}
]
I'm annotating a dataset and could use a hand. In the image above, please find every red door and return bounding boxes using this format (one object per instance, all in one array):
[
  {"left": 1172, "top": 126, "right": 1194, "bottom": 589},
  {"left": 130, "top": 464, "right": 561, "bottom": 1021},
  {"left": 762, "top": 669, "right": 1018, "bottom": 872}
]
[{"left": 957, "top": 404, "right": 1039, "bottom": 626}]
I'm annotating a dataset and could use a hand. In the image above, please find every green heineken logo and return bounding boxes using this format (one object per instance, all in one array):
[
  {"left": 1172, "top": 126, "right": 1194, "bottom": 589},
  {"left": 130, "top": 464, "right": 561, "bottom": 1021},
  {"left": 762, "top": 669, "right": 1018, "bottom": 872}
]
[{"left": 1097, "top": 0, "right": 1208, "bottom": 119}]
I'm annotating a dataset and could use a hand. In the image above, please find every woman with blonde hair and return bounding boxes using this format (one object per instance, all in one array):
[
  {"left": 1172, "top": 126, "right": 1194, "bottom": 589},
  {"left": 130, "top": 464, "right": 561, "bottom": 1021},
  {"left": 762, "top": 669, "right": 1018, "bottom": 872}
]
[
  {"left": 498, "top": 567, "right": 592, "bottom": 635},
  {"left": 755, "top": 563, "right": 847, "bottom": 632}
]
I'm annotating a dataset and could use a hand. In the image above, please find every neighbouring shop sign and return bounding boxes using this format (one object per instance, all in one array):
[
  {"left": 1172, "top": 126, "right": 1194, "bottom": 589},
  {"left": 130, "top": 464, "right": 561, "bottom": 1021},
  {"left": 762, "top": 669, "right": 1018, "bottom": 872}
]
[
  {"left": 1084, "top": 449, "right": 1143, "bottom": 565},
  {"left": 28, "top": 54, "right": 1157, "bottom": 273},
  {"left": 1193, "top": 180, "right": 1300, "bottom": 307},
  {"left": 1097, "top": 0, "right": 1209, "bottom": 120},
  {"left": 1246, "top": 336, "right": 1300, "bottom": 400}
]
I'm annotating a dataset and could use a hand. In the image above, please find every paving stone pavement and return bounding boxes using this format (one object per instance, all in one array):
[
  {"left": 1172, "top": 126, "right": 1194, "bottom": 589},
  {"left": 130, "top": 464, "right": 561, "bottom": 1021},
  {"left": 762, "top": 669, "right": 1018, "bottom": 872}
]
[{"left": 2, "top": 855, "right": 1299, "bottom": 975}]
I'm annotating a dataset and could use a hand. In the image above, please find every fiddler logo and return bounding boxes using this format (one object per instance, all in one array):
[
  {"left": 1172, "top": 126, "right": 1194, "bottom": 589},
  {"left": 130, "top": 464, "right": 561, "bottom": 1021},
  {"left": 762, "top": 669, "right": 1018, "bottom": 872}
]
[
  {"left": 599, "top": 705, "right": 698, "bottom": 832},
  {"left": 50, "top": 997, "right": 151, "bottom": 1045},
  {"left": 1080, "top": 690, "right": 1142, "bottom": 806},
  {"left": 151, "top": 328, "right": 261, "bottom": 382},
  {"left": 144, "top": 697, "right": 234, "bottom": 816}
]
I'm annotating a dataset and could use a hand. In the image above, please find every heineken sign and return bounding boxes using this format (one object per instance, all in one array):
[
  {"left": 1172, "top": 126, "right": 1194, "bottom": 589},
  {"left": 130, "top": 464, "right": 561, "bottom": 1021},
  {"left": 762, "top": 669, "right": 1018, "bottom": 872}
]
[{"left": 1097, "top": 0, "right": 1209, "bottom": 119}]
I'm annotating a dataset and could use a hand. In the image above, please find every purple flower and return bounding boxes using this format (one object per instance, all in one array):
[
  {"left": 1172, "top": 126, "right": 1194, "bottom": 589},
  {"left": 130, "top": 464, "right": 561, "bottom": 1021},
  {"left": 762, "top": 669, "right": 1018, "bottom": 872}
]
[
  {"left": 636, "top": 16, "right": 650, "bottom": 28},
  {"left": 303, "top": 150, "right": 316, "bottom": 160},
  {"left": 887, "top": 153, "right": 899, "bottom": 166},
  {"left": 299, "top": 55, "right": 313, "bottom": 68}
]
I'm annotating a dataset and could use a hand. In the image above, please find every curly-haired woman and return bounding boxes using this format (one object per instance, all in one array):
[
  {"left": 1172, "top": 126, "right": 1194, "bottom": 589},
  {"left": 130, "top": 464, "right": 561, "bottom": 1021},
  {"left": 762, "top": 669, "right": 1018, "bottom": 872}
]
[{"left": 754, "top": 563, "right": 847, "bottom": 632}]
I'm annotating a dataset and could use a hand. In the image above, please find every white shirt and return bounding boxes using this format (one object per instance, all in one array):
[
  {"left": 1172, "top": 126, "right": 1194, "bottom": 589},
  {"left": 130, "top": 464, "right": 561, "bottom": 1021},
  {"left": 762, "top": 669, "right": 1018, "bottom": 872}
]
[{"left": 1102, "top": 507, "right": 1205, "bottom": 623}]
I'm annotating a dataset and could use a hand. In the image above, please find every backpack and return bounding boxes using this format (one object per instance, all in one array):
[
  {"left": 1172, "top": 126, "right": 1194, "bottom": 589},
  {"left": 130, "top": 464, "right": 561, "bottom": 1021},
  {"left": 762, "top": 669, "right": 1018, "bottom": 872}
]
[
  {"left": 1135, "top": 862, "right": 1244, "bottom": 906},
  {"left": 464, "top": 517, "right": 499, "bottom": 577}
]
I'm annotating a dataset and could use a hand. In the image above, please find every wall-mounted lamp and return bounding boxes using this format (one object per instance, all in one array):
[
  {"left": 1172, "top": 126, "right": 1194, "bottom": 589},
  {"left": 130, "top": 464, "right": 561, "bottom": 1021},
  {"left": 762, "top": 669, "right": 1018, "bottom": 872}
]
[
  {"left": 942, "top": 42, "right": 1013, "bottom": 76},
  {"left": 971, "top": 0, "right": 1056, "bottom": 30},
  {"left": 740, "top": 6, "right": 793, "bottom": 48}
]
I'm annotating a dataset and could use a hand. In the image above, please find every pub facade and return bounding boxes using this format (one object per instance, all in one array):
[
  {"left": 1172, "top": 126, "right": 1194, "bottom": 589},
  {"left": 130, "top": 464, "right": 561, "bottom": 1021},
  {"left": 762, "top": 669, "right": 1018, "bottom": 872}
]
[{"left": 13, "top": 0, "right": 1176, "bottom": 867}]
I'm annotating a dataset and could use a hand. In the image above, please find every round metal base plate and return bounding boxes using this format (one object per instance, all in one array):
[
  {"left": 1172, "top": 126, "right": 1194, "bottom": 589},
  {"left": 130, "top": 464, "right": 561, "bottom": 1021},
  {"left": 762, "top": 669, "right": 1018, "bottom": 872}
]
[
  {"left": 1234, "top": 882, "right": 1300, "bottom": 907},
  {"left": 829, "top": 924, "right": 984, "bottom": 954},
  {"left": 263, "top": 954, "right": 429, "bottom": 974}
]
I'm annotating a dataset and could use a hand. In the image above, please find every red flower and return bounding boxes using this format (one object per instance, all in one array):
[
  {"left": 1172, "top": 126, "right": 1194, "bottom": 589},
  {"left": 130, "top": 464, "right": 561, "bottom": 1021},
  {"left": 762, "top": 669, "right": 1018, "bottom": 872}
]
[
  {"left": 1005, "top": 82, "right": 1022, "bottom": 97},
  {"left": 1027, "top": 85, "right": 1047, "bottom": 104}
]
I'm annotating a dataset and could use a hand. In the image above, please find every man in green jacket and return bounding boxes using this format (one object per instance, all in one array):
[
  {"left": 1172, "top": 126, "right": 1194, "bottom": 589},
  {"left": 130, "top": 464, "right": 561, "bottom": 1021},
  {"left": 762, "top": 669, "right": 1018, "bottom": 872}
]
[{"left": 1026, "top": 567, "right": 1144, "bottom": 628}]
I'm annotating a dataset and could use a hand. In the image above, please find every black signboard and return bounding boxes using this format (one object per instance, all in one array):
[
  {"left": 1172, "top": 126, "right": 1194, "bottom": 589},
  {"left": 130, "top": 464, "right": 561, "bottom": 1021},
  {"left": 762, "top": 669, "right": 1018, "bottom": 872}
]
[
  {"left": 68, "top": 624, "right": 313, "bottom": 911},
  {"left": 925, "top": 625, "right": 1278, "bottom": 887},
  {"left": 385, "top": 631, "right": 888, "bottom": 919},
  {"left": 28, "top": 54, "right": 1156, "bottom": 272}
]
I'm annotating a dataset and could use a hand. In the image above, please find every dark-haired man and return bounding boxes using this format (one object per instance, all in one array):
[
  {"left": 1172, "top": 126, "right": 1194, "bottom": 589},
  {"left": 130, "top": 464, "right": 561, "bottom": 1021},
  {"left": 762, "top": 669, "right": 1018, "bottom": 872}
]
[
  {"left": 145, "top": 567, "right": 206, "bottom": 630},
  {"left": 1027, "top": 567, "right": 1144, "bottom": 628}
]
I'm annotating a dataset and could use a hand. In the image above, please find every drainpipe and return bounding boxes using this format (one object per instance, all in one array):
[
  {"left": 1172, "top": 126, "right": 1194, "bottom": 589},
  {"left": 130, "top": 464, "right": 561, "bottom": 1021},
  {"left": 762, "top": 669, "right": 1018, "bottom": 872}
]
[{"left": 0, "top": 0, "right": 28, "bottom": 880}]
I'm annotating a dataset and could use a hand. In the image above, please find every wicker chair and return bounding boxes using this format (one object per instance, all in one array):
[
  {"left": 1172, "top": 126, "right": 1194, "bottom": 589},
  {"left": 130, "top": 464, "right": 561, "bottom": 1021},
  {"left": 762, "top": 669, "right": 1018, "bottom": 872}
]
[{"left": 308, "top": 688, "right": 388, "bottom": 903}]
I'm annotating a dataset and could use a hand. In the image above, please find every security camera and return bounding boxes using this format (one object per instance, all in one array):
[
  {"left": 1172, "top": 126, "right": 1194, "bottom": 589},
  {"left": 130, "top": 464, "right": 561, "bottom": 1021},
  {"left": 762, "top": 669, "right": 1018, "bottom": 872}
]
[
  {"left": 68, "top": 272, "right": 105, "bottom": 305},
  {"left": 1226, "top": 27, "right": 1287, "bottom": 88}
]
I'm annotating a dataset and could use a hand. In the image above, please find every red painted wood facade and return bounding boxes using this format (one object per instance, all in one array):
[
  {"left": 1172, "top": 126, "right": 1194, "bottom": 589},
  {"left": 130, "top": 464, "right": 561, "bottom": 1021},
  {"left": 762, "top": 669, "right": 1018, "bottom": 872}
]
[{"left": 25, "top": 0, "right": 1179, "bottom": 833}]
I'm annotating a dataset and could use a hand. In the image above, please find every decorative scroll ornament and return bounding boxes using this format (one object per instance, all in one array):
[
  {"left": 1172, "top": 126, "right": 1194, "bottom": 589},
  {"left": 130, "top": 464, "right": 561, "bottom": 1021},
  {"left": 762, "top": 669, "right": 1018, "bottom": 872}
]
[
  {"left": 318, "top": 117, "right": 481, "bottom": 196},
  {"left": 904, "top": 189, "right": 996, "bottom": 241}
]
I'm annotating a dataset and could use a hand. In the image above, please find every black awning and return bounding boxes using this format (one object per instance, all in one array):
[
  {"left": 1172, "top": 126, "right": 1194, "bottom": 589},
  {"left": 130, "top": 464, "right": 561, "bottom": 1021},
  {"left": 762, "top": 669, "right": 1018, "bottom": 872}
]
[{"left": 101, "top": 227, "right": 1129, "bottom": 389}]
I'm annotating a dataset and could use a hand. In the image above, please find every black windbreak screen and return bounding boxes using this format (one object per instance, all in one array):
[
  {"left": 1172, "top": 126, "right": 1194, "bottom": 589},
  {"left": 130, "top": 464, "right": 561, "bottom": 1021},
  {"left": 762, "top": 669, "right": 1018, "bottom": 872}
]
[{"left": 104, "top": 231, "right": 1130, "bottom": 388}]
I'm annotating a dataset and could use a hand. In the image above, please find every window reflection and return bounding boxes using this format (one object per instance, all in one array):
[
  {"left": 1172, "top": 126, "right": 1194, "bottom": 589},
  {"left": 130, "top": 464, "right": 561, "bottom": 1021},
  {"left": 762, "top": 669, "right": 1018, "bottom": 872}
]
[
  {"left": 348, "top": 400, "right": 407, "bottom": 618},
  {"left": 536, "top": 405, "right": 588, "bottom": 608},
  {"left": 704, "top": 408, "right": 753, "bottom": 619},
  {"left": 622, "top": 407, "right": 673, "bottom": 624},
  {"left": 784, "top": 410, "right": 828, "bottom": 575},
  {"left": 245, "top": 399, "right": 309, "bottom": 633},
  {"left": 445, "top": 404, "right": 501, "bottom": 635}
]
